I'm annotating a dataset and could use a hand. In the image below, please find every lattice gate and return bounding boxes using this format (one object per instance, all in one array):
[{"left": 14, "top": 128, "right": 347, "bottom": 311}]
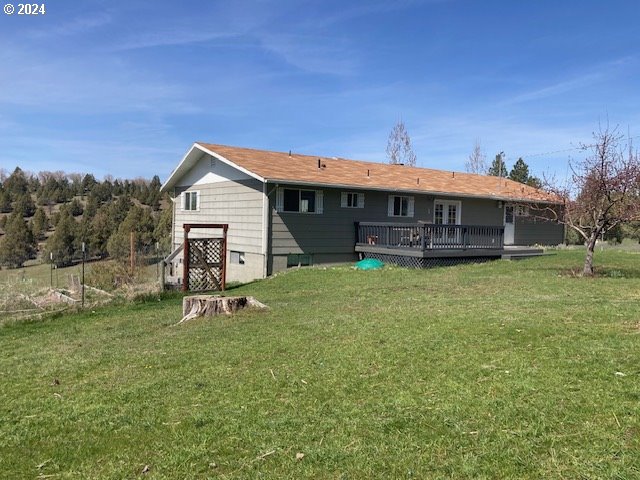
[{"left": 182, "top": 224, "right": 228, "bottom": 292}]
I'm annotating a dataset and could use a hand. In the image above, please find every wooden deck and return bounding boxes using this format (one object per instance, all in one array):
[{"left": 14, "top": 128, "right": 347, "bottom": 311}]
[{"left": 355, "top": 222, "right": 543, "bottom": 266}]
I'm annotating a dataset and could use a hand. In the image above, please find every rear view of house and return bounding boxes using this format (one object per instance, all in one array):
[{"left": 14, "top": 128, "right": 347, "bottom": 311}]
[{"left": 160, "top": 143, "right": 563, "bottom": 284}]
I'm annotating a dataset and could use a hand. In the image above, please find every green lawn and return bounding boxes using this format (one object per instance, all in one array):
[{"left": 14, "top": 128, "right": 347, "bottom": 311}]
[{"left": 1, "top": 249, "right": 639, "bottom": 479}]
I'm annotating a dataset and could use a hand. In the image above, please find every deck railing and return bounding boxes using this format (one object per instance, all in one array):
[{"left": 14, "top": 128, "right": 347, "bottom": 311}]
[{"left": 356, "top": 222, "right": 504, "bottom": 250}]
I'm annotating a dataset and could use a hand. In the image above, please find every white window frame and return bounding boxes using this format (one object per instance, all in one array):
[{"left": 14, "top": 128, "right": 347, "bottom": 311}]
[
  {"left": 515, "top": 204, "right": 529, "bottom": 217},
  {"left": 182, "top": 190, "right": 200, "bottom": 211},
  {"left": 341, "top": 192, "right": 365, "bottom": 208},
  {"left": 276, "top": 187, "right": 324, "bottom": 214},
  {"left": 433, "top": 199, "right": 461, "bottom": 224},
  {"left": 388, "top": 195, "right": 415, "bottom": 218},
  {"left": 230, "top": 250, "right": 245, "bottom": 265}
]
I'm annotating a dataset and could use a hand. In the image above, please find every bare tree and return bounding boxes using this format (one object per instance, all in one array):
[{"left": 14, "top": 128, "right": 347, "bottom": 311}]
[
  {"left": 465, "top": 139, "right": 487, "bottom": 174},
  {"left": 545, "top": 125, "right": 640, "bottom": 275},
  {"left": 386, "top": 120, "right": 417, "bottom": 166}
]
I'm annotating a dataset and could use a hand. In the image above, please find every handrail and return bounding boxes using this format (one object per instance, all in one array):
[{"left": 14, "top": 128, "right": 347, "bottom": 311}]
[{"left": 356, "top": 223, "right": 504, "bottom": 250}]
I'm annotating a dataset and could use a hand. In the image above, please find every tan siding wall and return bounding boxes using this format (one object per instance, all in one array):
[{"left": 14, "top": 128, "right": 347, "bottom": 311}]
[{"left": 171, "top": 179, "right": 265, "bottom": 283}]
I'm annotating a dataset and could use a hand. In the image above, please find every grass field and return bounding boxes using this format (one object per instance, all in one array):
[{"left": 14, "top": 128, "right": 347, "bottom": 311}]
[{"left": 1, "top": 249, "right": 639, "bottom": 479}]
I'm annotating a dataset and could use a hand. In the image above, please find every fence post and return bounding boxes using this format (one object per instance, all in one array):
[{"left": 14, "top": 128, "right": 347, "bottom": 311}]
[
  {"left": 81, "top": 242, "right": 85, "bottom": 308},
  {"left": 129, "top": 231, "right": 135, "bottom": 276}
]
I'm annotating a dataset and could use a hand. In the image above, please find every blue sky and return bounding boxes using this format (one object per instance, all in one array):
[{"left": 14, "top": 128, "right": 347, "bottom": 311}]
[{"left": 1, "top": 0, "right": 639, "bottom": 181}]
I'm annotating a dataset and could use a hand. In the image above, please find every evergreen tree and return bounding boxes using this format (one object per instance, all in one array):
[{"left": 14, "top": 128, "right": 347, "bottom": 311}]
[
  {"left": 45, "top": 208, "right": 77, "bottom": 267},
  {"left": 4, "top": 167, "right": 28, "bottom": 199},
  {"left": 69, "top": 198, "right": 84, "bottom": 216},
  {"left": 82, "top": 174, "right": 97, "bottom": 194},
  {"left": 14, "top": 193, "right": 36, "bottom": 217},
  {"left": 526, "top": 176, "right": 543, "bottom": 189},
  {"left": 83, "top": 195, "right": 99, "bottom": 220},
  {"left": 88, "top": 207, "right": 114, "bottom": 258},
  {"left": 487, "top": 153, "right": 508, "bottom": 177},
  {"left": 0, "top": 188, "right": 12, "bottom": 213},
  {"left": 107, "top": 205, "right": 155, "bottom": 262},
  {"left": 90, "top": 182, "right": 112, "bottom": 203},
  {"left": 508, "top": 158, "right": 530, "bottom": 184},
  {"left": 31, "top": 207, "right": 49, "bottom": 240},
  {"left": 153, "top": 206, "right": 172, "bottom": 254},
  {"left": 0, "top": 210, "right": 36, "bottom": 268}
]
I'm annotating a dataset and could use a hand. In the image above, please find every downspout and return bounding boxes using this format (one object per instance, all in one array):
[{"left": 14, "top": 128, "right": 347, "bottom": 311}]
[{"left": 261, "top": 181, "right": 279, "bottom": 278}]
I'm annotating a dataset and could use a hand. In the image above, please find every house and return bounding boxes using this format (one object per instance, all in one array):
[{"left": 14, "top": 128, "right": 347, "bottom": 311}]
[{"left": 160, "top": 143, "right": 563, "bottom": 284}]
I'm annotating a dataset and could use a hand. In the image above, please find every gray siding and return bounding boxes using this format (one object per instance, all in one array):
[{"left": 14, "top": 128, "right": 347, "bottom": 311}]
[
  {"left": 271, "top": 188, "right": 428, "bottom": 256},
  {"left": 460, "top": 198, "right": 503, "bottom": 225},
  {"left": 269, "top": 187, "right": 507, "bottom": 272},
  {"left": 515, "top": 216, "right": 564, "bottom": 246}
]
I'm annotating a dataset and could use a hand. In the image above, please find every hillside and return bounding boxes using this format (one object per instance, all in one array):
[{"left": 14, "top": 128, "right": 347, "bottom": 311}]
[{"left": 0, "top": 167, "right": 171, "bottom": 269}]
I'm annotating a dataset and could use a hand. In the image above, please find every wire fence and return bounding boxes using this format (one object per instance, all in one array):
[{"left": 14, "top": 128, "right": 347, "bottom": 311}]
[{"left": 0, "top": 240, "right": 173, "bottom": 323}]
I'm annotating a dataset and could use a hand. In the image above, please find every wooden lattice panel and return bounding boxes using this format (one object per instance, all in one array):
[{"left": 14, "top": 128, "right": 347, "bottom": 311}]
[
  {"left": 362, "top": 253, "right": 498, "bottom": 270},
  {"left": 187, "top": 238, "right": 224, "bottom": 291}
]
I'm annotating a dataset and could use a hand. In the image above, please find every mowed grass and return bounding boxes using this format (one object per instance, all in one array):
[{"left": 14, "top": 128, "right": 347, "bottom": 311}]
[{"left": 1, "top": 249, "right": 639, "bottom": 479}]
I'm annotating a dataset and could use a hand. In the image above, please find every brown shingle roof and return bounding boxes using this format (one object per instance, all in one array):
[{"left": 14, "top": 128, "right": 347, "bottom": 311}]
[{"left": 196, "top": 142, "right": 560, "bottom": 203}]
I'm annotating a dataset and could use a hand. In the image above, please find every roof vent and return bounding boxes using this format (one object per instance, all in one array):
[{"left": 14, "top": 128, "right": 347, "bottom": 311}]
[
  {"left": 288, "top": 150, "right": 291, "bottom": 157},
  {"left": 317, "top": 159, "right": 326, "bottom": 169}
]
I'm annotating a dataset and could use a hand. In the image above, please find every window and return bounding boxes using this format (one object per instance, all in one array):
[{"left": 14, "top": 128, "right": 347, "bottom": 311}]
[
  {"left": 287, "top": 254, "right": 312, "bottom": 268},
  {"left": 341, "top": 192, "right": 364, "bottom": 208},
  {"left": 434, "top": 200, "right": 461, "bottom": 224},
  {"left": 515, "top": 205, "right": 529, "bottom": 217},
  {"left": 276, "top": 188, "right": 324, "bottom": 214},
  {"left": 183, "top": 191, "right": 199, "bottom": 211},
  {"left": 388, "top": 195, "right": 414, "bottom": 217},
  {"left": 230, "top": 251, "right": 245, "bottom": 265}
]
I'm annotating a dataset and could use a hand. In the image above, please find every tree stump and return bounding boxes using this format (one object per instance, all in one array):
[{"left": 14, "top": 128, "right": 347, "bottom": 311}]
[{"left": 177, "top": 295, "right": 267, "bottom": 324}]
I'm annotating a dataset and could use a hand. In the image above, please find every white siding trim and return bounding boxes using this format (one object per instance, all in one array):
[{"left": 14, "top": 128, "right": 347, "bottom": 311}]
[
  {"left": 275, "top": 187, "right": 284, "bottom": 212},
  {"left": 388, "top": 194, "right": 414, "bottom": 217},
  {"left": 195, "top": 144, "right": 265, "bottom": 182},
  {"left": 341, "top": 192, "right": 365, "bottom": 208},
  {"left": 261, "top": 183, "right": 269, "bottom": 277},
  {"left": 316, "top": 190, "right": 324, "bottom": 214}
]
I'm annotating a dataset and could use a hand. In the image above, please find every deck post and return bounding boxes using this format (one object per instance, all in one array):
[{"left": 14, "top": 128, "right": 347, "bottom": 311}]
[{"left": 182, "top": 224, "right": 190, "bottom": 292}]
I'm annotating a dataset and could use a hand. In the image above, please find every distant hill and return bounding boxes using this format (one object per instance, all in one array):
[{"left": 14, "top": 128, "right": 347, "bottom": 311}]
[{"left": 0, "top": 167, "right": 171, "bottom": 269}]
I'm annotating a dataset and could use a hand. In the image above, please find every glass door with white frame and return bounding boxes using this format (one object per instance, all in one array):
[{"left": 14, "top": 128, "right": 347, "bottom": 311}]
[
  {"left": 504, "top": 205, "right": 515, "bottom": 245},
  {"left": 434, "top": 200, "right": 461, "bottom": 245}
]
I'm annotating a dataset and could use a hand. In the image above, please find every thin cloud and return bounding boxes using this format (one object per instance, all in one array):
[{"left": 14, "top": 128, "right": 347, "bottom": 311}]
[
  {"left": 505, "top": 73, "right": 605, "bottom": 105},
  {"left": 258, "top": 33, "right": 358, "bottom": 75},
  {"left": 25, "top": 12, "right": 112, "bottom": 39}
]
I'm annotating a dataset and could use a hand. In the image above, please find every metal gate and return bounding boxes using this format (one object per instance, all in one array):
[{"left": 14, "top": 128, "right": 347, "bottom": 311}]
[{"left": 182, "top": 224, "right": 228, "bottom": 292}]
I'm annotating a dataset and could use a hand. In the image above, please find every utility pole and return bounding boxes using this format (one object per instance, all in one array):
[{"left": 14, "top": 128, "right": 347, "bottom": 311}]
[{"left": 49, "top": 251, "right": 53, "bottom": 288}]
